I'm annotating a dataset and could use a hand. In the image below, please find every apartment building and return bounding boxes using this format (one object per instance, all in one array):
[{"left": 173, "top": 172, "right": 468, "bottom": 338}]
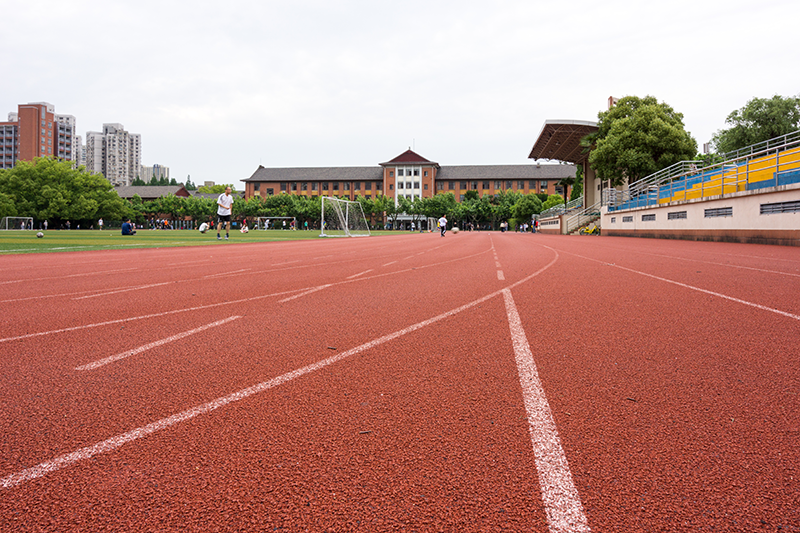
[
  {"left": 0, "top": 102, "right": 77, "bottom": 169},
  {"left": 139, "top": 163, "right": 170, "bottom": 183},
  {"left": 86, "top": 123, "right": 142, "bottom": 186}
]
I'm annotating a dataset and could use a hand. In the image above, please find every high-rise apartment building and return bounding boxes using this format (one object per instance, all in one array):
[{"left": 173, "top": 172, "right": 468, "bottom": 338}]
[
  {"left": 85, "top": 123, "right": 142, "bottom": 186},
  {"left": 140, "top": 163, "right": 170, "bottom": 183},
  {"left": 0, "top": 102, "right": 77, "bottom": 169}
]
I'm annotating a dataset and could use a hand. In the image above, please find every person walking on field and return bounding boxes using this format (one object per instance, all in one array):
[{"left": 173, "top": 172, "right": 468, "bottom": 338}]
[
  {"left": 216, "top": 186, "right": 234, "bottom": 240},
  {"left": 438, "top": 215, "right": 447, "bottom": 237}
]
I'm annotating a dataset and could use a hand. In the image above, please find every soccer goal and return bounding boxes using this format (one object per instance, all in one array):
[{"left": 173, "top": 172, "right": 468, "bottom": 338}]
[
  {"left": 320, "top": 197, "right": 370, "bottom": 237},
  {"left": 0, "top": 217, "right": 34, "bottom": 230},
  {"left": 256, "top": 216, "right": 296, "bottom": 230}
]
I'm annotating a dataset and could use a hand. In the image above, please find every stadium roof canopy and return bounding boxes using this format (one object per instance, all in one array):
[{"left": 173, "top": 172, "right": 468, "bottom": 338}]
[{"left": 528, "top": 120, "right": 598, "bottom": 164}]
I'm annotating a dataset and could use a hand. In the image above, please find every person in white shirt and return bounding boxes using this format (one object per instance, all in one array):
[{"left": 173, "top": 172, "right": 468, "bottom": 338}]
[
  {"left": 216, "top": 187, "right": 234, "bottom": 240},
  {"left": 438, "top": 215, "right": 447, "bottom": 237}
]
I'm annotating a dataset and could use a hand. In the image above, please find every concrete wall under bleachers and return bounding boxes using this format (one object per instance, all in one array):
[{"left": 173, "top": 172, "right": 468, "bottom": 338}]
[{"left": 601, "top": 182, "right": 800, "bottom": 246}]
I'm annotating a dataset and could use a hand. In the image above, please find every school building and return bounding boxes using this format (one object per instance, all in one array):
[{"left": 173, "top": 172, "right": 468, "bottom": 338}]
[{"left": 242, "top": 149, "right": 577, "bottom": 204}]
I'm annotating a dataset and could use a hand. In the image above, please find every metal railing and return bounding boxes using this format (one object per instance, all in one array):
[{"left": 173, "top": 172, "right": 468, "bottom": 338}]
[
  {"left": 565, "top": 201, "right": 602, "bottom": 234},
  {"left": 538, "top": 197, "right": 583, "bottom": 218},
  {"left": 606, "top": 130, "right": 800, "bottom": 212}
]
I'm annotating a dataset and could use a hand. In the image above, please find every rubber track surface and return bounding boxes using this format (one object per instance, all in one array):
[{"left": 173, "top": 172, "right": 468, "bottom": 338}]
[{"left": 0, "top": 233, "right": 798, "bottom": 532}]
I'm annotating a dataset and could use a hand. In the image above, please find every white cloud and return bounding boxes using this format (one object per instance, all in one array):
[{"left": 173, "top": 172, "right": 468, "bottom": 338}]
[{"left": 2, "top": 0, "right": 798, "bottom": 186}]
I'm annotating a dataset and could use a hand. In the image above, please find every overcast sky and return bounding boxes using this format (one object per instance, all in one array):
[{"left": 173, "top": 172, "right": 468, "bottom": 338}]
[{"left": 3, "top": 0, "right": 798, "bottom": 188}]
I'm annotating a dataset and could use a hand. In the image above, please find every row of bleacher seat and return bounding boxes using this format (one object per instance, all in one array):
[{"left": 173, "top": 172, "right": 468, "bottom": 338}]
[{"left": 609, "top": 145, "right": 800, "bottom": 212}]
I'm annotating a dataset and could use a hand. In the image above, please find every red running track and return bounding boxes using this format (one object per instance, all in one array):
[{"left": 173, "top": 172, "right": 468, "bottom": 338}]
[{"left": 0, "top": 233, "right": 798, "bottom": 532}]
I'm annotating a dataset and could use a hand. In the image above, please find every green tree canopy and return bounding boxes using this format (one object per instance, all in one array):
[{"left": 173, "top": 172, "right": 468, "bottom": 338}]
[
  {"left": 711, "top": 94, "right": 800, "bottom": 154},
  {"left": 0, "top": 157, "right": 129, "bottom": 224},
  {"left": 197, "top": 184, "right": 236, "bottom": 194},
  {"left": 588, "top": 95, "right": 698, "bottom": 187},
  {"left": 512, "top": 193, "right": 543, "bottom": 222}
]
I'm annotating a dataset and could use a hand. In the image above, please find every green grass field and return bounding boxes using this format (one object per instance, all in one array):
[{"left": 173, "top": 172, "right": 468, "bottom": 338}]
[{"left": 0, "top": 229, "right": 398, "bottom": 255}]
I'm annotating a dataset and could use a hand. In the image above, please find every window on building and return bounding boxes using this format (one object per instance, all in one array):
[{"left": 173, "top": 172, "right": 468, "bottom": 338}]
[
  {"left": 424, "top": 184, "right": 428, "bottom": 190},
  {"left": 344, "top": 182, "right": 350, "bottom": 191},
  {"left": 398, "top": 181, "right": 404, "bottom": 189},
  {"left": 389, "top": 171, "right": 394, "bottom": 177},
  {"left": 449, "top": 181, "right": 455, "bottom": 190},
  {"left": 460, "top": 195, "right": 465, "bottom": 202},
  {"left": 291, "top": 182, "right": 297, "bottom": 191},
  {"left": 424, "top": 170, "right": 428, "bottom": 177},
  {"left": 322, "top": 182, "right": 328, "bottom": 190},
  {"left": 506, "top": 181, "right": 513, "bottom": 189},
  {"left": 483, "top": 181, "right": 490, "bottom": 189},
  {"left": 333, "top": 182, "right": 339, "bottom": 191},
  {"left": 529, "top": 180, "right": 536, "bottom": 188},
  {"left": 267, "top": 188, "right": 274, "bottom": 195},
  {"left": 472, "top": 181, "right": 478, "bottom": 190},
  {"left": 413, "top": 169, "right": 419, "bottom": 176},
  {"left": 390, "top": 184, "right": 394, "bottom": 190},
  {"left": 302, "top": 182, "right": 308, "bottom": 191},
  {"left": 540, "top": 180, "right": 548, "bottom": 189},
  {"left": 280, "top": 182, "right": 287, "bottom": 191},
  {"left": 355, "top": 182, "right": 360, "bottom": 190},
  {"left": 406, "top": 181, "right": 412, "bottom": 189},
  {"left": 518, "top": 181, "right": 525, "bottom": 189},
  {"left": 437, "top": 182, "right": 443, "bottom": 190},
  {"left": 254, "top": 183, "right": 261, "bottom": 191},
  {"left": 495, "top": 181, "right": 502, "bottom": 189},
  {"left": 398, "top": 169, "right": 404, "bottom": 176},
  {"left": 312, "top": 182, "right": 318, "bottom": 191}
]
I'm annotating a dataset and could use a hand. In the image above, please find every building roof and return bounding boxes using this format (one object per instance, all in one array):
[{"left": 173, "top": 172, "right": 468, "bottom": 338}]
[
  {"left": 379, "top": 149, "right": 439, "bottom": 167},
  {"left": 437, "top": 164, "right": 575, "bottom": 180},
  {"left": 244, "top": 165, "right": 384, "bottom": 182},
  {"left": 244, "top": 163, "right": 575, "bottom": 182},
  {"left": 114, "top": 185, "right": 189, "bottom": 200},
  {"left": 528, "top": 120, "right": 598, "bottom": 164}
]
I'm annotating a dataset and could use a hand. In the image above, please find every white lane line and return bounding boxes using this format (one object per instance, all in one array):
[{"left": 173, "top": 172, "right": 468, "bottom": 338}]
[
  {"left": 503, "top": 289, "right": 590, "bottom": 533},
  {"left": 346, "top": 269, "right": 373, "bottom": 279},
  {"left": 0, "top": 287, "right": 303, "bottom": 344},
  {"left": 497, "top": 271, "right": 505, "bottom": 280},
  {"left": 1, "top": 251, "right": 563, "bottom": 489},
  {"left": 278, "top": 284, "right": 331, "bottom": 303},
  {"left": 203, "top": 268, "right": 251, "bottom": 279},
  {"left": 75, "top": 316, "right": 241, "bottom": 371},
  {"left": 72, "top": 281, "right": 173, "bottom": 300},
  {"left": 495, "top": 261, "right": 502, "bottom": 268},
  {"left": 0, "top": 267, "right": 138, "bottom": 286},
  {"left": 0, "top": 289, "right": 502, "bottom": 489},
  {"left": 382, "top": 261, "right": 398, "bottom": 267},
  {"left": 561, "top": 252, "right": 800, "bottom": 322}
]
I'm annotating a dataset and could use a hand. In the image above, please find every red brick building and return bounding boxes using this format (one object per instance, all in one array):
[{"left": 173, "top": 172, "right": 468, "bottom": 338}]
[
  {"left": 0, "top": 102, "right": 77, "bottom": 169},
  {"left": 243, "top": 149, "right": 576, "bottom": 204}
]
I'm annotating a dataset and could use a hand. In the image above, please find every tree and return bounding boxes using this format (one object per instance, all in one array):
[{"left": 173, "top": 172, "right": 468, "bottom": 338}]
[
  {"left": 711, "top": 94, "right": 800, "bottom": 154},
  {"left": 588, "top": 95, "right": 698, "bottom": 187},
  {"left": 512, "top": 193, "right": 543, "bottom": 222},
  {"left": 0, "top": 157, "right": 128, "bottom": 225},
  {"left": 541, "top": 194, "right": 564, "bottom": 212},
  {"left": 197, "top": 184, "right": 236, "bottom": 194}
]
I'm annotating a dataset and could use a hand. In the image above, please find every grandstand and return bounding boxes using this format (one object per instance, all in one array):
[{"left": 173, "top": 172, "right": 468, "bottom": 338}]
[{"left": 532, "top": 128, "right": 800, "bottom": 246}]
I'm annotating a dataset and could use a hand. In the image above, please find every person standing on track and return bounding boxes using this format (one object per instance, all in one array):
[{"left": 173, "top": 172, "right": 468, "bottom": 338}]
[
  {"left": 438, "top": 215, "right": 447, "bottom": 237},
  {"left": 216, "top": 186, "right": 234, "bottom": 240}
]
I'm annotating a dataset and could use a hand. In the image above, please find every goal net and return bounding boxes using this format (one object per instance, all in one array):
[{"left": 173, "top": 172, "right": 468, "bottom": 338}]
[
  {"left": 320, "top": 197, "right": 370, "bottom": 237},
  {"left": 256, "top": 217, "right": 296, "bottom": 230},
  {"left": 0, "top": 217, "right": 34, "bottom": 230}
]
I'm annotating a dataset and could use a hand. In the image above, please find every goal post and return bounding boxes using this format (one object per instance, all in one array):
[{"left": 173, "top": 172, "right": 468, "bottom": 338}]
[
  {"left": 320, "top": 197, "right": 370, "bottom": 237},
  {"left": 0, "top": 217, "right": 34, "bottom": 230},
  {"left": 256, "top": 216, "right": 296, "bottom": 230}
]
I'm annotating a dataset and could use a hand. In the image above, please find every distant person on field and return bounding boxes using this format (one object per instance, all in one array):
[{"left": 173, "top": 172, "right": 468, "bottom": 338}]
[
  {"left": 216, "top": 186, "right": 233, "bottom": 240},
  {"left": 98, "top": 218, "right": 103, "bottom": 231},
  {"left": 438, "top": 215, "right": 447, "bottom": 237},
  {"left": 121, "top": 219, "right": 136, "bottom": 235}
]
